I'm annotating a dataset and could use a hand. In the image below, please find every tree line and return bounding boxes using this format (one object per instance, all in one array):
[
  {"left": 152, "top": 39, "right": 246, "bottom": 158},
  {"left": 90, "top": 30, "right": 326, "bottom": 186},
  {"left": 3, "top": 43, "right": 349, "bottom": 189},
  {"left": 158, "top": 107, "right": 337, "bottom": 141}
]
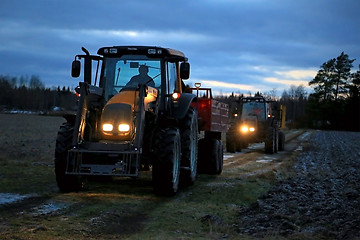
[
  {"left": 307, "top": 52, "right": 360, "bottom": 131},
  {"left": 1, "top": 52, "right": 360, "bottom": 131},
  {"left": 218, "top": 52, "right": 360, "bottom": 131},
  {"left": 0, "top": 75, "right": 77, "bottom": 113}
]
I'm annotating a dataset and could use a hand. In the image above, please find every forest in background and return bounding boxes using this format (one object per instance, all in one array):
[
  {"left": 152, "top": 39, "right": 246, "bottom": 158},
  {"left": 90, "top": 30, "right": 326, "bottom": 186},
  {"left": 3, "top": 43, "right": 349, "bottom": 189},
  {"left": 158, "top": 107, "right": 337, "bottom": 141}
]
[
  {"left": 1, "top": 52, "right": 359, "bottom": 131},
  {"left": 0, "top": 75, "right": 77, "bottom": 113},
  {"left": 215, "top": 52, "right": 360, "bottom": 131}
]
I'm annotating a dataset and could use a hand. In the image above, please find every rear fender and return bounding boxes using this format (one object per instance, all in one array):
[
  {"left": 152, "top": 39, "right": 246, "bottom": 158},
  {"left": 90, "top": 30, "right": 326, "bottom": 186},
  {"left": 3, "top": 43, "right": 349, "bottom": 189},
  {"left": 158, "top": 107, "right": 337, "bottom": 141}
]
[
  {"left": 63, "top": 114, "right": 76, "bottom": 126},
  {"left": 171, "top": 93, "right": 196, "bottom": 120}
]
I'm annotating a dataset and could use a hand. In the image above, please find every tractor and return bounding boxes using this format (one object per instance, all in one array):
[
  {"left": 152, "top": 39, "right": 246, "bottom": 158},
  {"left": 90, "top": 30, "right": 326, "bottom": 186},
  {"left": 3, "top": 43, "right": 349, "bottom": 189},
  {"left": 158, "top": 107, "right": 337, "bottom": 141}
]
[
  {"left": 226, "top": 96, "right": 286, "bottom": 153},
  {"left": 55, "top": 46, "right": 226, "bottom": 196}
]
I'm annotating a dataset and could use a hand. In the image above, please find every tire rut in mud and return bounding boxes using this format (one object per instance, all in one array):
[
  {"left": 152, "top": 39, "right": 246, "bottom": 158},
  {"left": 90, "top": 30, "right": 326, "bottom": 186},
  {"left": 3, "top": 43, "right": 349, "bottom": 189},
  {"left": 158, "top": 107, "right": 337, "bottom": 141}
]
[{"left": 236, "top": 131, "right": 360, "bottom": 239}]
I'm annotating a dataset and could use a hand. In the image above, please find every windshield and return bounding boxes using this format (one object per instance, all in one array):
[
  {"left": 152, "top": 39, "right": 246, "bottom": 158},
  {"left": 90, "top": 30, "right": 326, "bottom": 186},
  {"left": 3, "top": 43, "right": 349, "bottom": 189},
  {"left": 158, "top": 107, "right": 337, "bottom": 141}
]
[
  {"left": 102, "top": 56, "right": 161, "bottom": 100},
  {"left": 241, "top": 102, "right": 266, "bottom": 120}
]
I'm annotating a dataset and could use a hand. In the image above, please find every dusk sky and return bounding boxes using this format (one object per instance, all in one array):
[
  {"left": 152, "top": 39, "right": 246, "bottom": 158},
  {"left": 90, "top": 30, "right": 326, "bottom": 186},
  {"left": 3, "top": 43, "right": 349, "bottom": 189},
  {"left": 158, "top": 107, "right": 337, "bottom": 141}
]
[{"left": 1, "top": 0, "right": 359, "bottom": 96}]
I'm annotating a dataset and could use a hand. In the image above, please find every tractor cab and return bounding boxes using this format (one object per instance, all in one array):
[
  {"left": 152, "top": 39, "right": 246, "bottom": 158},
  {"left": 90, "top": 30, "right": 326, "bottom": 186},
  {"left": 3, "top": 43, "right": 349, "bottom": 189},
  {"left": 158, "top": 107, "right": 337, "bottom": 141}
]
[{"left": 226, "top": 95, "right": 285, "bottom": 154}]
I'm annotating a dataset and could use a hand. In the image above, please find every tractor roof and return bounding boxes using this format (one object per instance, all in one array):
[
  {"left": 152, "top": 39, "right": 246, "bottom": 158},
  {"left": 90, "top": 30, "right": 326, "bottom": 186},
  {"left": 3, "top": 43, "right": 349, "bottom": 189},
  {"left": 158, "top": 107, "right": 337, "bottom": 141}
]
[
  {"left": 242, "top": 96, "right": 266, "bottom": 102},
  {"left": 97, "top": 46, "right": 187, "bottom": 61}
]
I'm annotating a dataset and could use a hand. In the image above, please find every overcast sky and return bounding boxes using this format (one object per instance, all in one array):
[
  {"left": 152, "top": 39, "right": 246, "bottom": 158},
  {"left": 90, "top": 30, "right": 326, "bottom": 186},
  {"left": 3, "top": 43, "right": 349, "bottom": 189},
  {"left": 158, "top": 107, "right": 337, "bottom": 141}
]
[{"left": 1, "top": 0, "right": 359, "bottom": 96}]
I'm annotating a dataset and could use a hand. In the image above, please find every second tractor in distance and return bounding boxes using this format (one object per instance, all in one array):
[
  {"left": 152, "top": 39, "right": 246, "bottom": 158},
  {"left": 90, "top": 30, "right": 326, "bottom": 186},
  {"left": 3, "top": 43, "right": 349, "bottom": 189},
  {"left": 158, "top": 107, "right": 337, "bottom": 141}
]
[{"left": 226, "top": 96, "right": 286, "bottom": 153}]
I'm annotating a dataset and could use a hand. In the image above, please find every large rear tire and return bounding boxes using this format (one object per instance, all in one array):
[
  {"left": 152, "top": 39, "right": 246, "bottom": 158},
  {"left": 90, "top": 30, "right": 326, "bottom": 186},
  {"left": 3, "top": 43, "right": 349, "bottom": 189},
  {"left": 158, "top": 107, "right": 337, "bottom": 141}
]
[
  {"left": 274, "top": 127, "right": 279, "bottom": 153},
  {"left": 54, "top": 122, "right": 83, "bottom": 192},
  {"left": 152, "top": 127, "right": 181, "bottom": 196},
  {"left": 179, "top": 108, "right": 198, "bottom": 186},
  {"left": 278, "top": 131, "right": 285, "bottom": 151}
]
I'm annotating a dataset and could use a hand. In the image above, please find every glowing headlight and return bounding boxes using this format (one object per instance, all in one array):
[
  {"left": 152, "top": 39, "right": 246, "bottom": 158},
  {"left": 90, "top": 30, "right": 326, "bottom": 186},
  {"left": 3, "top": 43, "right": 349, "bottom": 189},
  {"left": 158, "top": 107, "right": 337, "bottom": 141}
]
[
  {"left": 118, "top": 124, "right": 130, "bottom": 132},
  {"left": 103, "top": 123, "right": 113, "bottom": 132},
  {"left": 249, "top": 127, "right": 255, "bottom": 132},
  {"left": 241, "top": 126, "right": 248, "bottom": 132}
]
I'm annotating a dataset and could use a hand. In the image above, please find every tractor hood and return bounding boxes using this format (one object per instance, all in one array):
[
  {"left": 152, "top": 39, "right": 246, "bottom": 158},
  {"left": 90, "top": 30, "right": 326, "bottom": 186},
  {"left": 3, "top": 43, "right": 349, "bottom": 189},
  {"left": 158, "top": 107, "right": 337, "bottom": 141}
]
[
  {"left": 240, "top": 115, "right": 258, "bottom": 134},
  {"left": 101, "top": 102, "right": 133, "bottom": 141},
  {"left": 100, "top": 87, "right": 158, "bottom": 141}
]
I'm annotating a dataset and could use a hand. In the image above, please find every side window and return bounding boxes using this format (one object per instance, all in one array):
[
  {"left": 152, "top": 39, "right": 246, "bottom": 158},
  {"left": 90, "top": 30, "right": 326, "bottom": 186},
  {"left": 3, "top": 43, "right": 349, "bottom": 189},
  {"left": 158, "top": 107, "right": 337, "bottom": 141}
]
[{"left": 167, "top": 62, "right": 176, "bottom": 94}]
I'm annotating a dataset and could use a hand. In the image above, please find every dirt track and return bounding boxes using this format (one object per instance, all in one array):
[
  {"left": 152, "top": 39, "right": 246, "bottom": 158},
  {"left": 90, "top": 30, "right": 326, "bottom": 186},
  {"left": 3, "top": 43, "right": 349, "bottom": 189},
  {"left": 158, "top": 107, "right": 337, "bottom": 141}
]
[{"left": 237, "top": 131, "right": 360, "bottom": 239}]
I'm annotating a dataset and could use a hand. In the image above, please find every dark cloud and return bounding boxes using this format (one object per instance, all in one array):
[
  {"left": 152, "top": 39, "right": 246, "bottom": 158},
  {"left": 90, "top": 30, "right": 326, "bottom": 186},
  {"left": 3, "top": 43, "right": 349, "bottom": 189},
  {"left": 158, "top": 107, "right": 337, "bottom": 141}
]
[{"left": 1, "top": 0, "right": 359, "bottom": 94}]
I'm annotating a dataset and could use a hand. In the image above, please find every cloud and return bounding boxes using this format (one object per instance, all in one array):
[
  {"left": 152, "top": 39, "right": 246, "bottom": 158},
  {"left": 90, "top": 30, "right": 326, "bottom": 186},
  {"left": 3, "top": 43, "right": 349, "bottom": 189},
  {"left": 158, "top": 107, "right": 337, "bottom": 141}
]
[
  {"left": 263, "top": 68, "right": 317, "bottom": 93},
  {"left": 274, "top": 70, "right": 317, "bottom": 80},
  {"left": 191, "top": 79, "right": 256, "bottom": 91},
  {"left": 57, "top": 28, "right": 218, "bottom": 46},
  {"left": 264, "top": 77, "right": 310, "bottom": 87}
]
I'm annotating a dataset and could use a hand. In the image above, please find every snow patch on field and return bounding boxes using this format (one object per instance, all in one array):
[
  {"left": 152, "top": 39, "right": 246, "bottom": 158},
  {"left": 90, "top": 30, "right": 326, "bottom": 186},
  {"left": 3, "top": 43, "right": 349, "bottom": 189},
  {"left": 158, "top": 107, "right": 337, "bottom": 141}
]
[
  {"left": 0, "top": 193, "right": 33, "bottom": 205},
  {"left": 256, "top": 156, "right": 276, "bottom": 163},
  {"left": 30, "top": 201, "right": 68, "bottom": 216}
]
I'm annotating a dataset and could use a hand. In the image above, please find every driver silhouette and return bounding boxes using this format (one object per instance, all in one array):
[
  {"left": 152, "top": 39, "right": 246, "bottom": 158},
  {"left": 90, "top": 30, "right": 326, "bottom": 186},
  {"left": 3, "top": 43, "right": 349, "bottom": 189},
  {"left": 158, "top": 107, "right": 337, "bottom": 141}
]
[{"left": 126, "top": 65, "right": 155, "bottom": 87}]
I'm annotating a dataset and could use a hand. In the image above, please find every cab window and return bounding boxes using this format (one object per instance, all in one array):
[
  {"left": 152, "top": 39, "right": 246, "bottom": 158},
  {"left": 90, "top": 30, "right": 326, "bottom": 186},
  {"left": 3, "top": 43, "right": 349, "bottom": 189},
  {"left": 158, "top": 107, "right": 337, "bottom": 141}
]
[{"left": 167, "top": 62, "right": 176, "bottom": 94}]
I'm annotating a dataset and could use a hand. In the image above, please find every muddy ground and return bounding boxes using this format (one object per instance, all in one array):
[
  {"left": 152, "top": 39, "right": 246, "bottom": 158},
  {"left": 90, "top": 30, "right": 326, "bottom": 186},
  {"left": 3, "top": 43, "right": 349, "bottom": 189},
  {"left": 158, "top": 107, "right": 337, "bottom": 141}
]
[
  {"left": 0, "top": 114, "right": 359, "bottom": 239},
  {"left": 237, "top": 131, "right": 360, "bottom": 239}
]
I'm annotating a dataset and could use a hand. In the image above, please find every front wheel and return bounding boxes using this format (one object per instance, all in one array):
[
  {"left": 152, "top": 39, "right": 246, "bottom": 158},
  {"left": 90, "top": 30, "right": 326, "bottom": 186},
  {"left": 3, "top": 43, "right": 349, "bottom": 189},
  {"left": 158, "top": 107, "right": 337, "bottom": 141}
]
[
  {"left": 152, "top": 127, "right": 181, "bottom": 196},
  {"left": 54, "top": 122, "right": 84, "bottom": 192},
  {"left": 226, "top": 131, "right": 237, "bottom": 153},
  {"left": 265, "top": 127, "right": 275, "bottom": 154},
  {"left": 179, "top": 108, "right": 198, "bottom": 186}
]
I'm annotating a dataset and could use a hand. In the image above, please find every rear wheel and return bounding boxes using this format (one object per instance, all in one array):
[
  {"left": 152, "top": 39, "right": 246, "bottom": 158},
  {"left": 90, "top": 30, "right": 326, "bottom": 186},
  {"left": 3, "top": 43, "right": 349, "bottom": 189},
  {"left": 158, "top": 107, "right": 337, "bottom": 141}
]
[
  {"left": 179, "top": 108, "right": 198, "bottom": 186},
  {"left": 278, "top": 131, "right": 285, "bottom": 151},
  {"left": 152, "top": 127, "right": 181, "bottom": 196},
  {"left": 274, "top": 127, "right": 279, "bottom": 153},
  {"left": 54, "top": 122, "right": 84, "bottom": 192}
]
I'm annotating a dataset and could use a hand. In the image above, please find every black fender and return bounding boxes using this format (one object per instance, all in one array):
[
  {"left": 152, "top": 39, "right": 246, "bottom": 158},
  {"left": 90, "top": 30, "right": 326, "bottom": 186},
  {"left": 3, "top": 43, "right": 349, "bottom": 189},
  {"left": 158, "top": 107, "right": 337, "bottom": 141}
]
[
  {"left": 171, "top": 93, "right": 197, "bottom": 120},
  {"left": 63, "top": 114, "right": 76, "bottom": 126}
]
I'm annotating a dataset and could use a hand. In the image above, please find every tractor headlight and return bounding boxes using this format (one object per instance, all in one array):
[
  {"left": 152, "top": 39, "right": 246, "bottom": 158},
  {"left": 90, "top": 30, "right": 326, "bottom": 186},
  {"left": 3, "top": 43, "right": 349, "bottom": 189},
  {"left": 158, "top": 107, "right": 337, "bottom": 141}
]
[
  {"left": 118, "top": 124, "right": 130, "bottom": 132},
  {"left": 241, "top": 126, "right": 255, "bottom": 133},
  {"left": 103, "top": 123, "right": 113, "bottom": 132},
  {"left": 241, "top": 126, "right": 248, "bottom": 132}
]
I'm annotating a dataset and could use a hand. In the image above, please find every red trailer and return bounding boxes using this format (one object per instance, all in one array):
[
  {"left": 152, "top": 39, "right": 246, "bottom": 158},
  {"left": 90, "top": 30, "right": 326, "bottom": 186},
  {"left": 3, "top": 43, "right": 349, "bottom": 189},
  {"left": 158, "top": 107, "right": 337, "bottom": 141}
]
[{"left": 190, "top": 85, "right": 229, "bottom": 174}]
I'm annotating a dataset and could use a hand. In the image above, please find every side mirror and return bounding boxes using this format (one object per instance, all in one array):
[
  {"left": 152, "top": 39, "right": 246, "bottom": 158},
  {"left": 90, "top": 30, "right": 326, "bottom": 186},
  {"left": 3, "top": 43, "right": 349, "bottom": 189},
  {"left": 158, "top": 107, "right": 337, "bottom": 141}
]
[
  {"left": 180, "top": 62, "right": 190, "bottom": 80},
  {"left": 71, "top": 60, "right": 81, "bottom": 78}
]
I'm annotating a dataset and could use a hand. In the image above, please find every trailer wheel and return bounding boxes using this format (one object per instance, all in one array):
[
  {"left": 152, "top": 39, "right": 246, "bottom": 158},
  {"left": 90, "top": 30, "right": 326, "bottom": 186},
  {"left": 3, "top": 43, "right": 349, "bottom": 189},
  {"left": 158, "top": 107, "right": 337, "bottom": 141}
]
[
  {"left": 54, "top": 122, "right": 84, "bottom": 192},
  {"left": 216, "top": 140, "right": 224, "bottom": 175},
  {"left": 265, "top": 127, "right": 275, "bottom": 154},
  {"left": 179, "top": 108, "right": 198, "bottom": 186},
  {"left": 278, "top": 131, "right": 285, "bottom": 151},
  {"left": 152, "top": 127, "right": 181, "bottom": 196},
  {"left": 198, "top": 138, "right": 222, "bottom": 174}
]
